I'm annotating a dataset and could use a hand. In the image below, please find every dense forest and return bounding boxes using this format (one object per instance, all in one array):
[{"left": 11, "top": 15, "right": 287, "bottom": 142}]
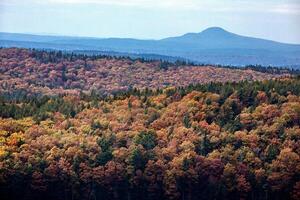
[
  {"left": 0, "top": 73, "right": 300, "bottom": 200},
  {"left": 0, "top": 48, "right": 290, "bottom": 97}
]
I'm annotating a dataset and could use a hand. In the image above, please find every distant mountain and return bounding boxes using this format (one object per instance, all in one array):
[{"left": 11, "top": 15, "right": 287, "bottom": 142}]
[
  {"left": 162, "top": 27, "right": 300, "bottom": 51},
  {"left": 1, "top": 27, "right": 300, "bottom": 68}
]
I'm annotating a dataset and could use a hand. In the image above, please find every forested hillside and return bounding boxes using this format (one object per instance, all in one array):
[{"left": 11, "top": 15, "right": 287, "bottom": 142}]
[
  {"left": 0, "top": 48, "right": 288, "bottom": 97},
  {"left": 0, "top": 76, "right": 300, "bottom": 200}
]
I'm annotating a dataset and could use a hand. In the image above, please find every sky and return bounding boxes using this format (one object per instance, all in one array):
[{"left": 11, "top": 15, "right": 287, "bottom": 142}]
[{"left": 0, "top": 0, "right": 300, "bottom": 44}]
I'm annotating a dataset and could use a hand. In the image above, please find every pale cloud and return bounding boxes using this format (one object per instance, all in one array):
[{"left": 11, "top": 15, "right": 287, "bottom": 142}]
[
  {"left": 1, "top": 0, "right": 300, "bottom": 14},
  {"left": 269, "top": 3, "right": 300, "bottom": 14},
  {"left": 1, "top": 0, "right": 217, "bottom": 9}
]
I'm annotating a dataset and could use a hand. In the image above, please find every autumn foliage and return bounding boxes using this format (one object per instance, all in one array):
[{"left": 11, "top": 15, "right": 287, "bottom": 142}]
[
  {"left": 0, "top": 48, "right": 299, "bottom": 200},
  {"left": 0, "top": 48, "right": 287, "bottom": 96}
]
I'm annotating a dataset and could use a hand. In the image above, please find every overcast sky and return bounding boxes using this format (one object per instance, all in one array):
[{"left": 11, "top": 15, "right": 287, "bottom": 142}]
[{"left": 0, "top": 0, "right": 300, "bottom": 43}]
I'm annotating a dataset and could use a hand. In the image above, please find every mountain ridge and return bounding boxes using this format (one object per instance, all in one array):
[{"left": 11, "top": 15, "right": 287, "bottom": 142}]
[{"left": 1, "top": 27, "right": 300, "bottom": 68}]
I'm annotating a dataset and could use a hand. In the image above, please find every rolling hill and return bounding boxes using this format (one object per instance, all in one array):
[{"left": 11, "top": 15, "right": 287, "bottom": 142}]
[{"left": 0, "top": 48, "right": 288, "bottom": 96}]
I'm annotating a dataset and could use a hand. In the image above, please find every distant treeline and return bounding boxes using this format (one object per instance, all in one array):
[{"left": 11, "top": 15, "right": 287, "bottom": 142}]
[{"left": 15, "top": 48, "right": 300, "bottom": 75}]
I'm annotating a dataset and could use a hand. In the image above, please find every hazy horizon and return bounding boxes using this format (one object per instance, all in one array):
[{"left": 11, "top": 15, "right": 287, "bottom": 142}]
[
  {"left": 2, "top": 26, "right": 300, "bottom": 45},
  {"left": 0, "top": 0, "right": 300, "bottom": 44}
]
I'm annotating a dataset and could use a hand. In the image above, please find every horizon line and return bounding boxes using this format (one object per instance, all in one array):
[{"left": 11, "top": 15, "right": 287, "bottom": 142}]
[{"left": 1, "top": 27, "right": 300, "bottom": 45}]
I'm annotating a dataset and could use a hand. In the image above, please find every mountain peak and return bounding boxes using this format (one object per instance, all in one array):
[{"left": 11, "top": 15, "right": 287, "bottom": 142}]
[
  {"left": 161, "top": 27, "right": 235, "bottom": 42},
  {"left": 199, "top": 27, "right": 233, "bottom": 38},
  {"left": 201, "top": 27, "right": 227, "bottom": 33}
]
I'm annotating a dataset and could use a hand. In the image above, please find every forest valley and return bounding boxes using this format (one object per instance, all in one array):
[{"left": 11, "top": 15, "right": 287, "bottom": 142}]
[{"left": 0, "top": 48, "right": 300, "bottom": 200}]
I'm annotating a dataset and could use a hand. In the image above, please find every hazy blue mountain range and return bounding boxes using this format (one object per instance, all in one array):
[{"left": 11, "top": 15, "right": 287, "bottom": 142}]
[{"left": 1, "top": 27, "right": 300, "bottom": 68}]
